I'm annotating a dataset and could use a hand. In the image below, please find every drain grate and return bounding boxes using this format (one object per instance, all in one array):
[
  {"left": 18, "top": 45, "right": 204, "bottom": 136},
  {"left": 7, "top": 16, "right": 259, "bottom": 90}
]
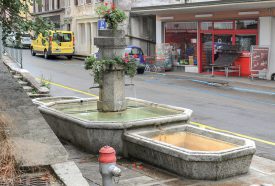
[{"left": 0, "top": 175, "right": 50, "bottom": 186}]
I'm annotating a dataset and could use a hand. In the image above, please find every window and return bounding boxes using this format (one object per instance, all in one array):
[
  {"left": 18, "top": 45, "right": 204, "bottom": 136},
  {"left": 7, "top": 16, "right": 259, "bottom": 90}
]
[
  {"left": 214, "top": 22, "right": 233, "bottom": 30},
  {"left": 52, "top": 0, "right": 55, "bottom": 10},
  {"left": 201, "top": 22, "right": 212, "bottom": 30},
  {"left": 86, "top": 0, "right": 92, "bottom": 3},
  {"left": 57, "top": 0, "right": 60, "bottom": 9},
  {"left": 74, "top": 0, "right": 78, "bottom": 5},
  {"left": 33, "top": 1, "right": 36, "bottom": 13},
  {"left": 53, "top": 33, "right": 72, "bottom": 42},
  {"left": 45, "top": 0, "right": 49, "bottom": 11},
  {"left": 236, "top": 35, "right": 256, "bottom": 51},
  {"left": 79, "top": 0, "right": 84, "bottom": 5},
  {"left": 38, "top": 3, "right": 42, "bottom": 12},
  {"left": 236, "top": 20, "right": 258, "bottom": 30}
]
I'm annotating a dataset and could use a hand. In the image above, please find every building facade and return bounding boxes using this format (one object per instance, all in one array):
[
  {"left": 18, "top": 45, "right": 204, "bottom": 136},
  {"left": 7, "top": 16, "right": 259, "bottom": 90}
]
[
  {"left": 32, "top": 0, "right": 65, "bottom": 29},
  {"left": 64, "top": 0, "right": 100, "bottom": 56},
  {"left": 132, "top": 0, "right": 275, "bottom": 80}
]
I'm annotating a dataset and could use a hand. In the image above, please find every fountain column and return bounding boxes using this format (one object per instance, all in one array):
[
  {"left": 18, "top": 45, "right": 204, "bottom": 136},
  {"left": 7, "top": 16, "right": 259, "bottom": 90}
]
[{"left": 94, "top": 30, "right": 128, "bottom": 112}]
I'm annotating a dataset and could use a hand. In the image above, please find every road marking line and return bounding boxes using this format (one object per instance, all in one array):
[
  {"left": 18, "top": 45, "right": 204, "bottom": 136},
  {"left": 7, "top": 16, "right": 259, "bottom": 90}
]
[
  {"left": 37, "top": 78, "right": 275, "bottom": 147},
  {"left": 190, "top": 121, "right": 275, "bottom": 146},
  {"left": 37, "top": 78, "right": 98, "bottom": 98}
]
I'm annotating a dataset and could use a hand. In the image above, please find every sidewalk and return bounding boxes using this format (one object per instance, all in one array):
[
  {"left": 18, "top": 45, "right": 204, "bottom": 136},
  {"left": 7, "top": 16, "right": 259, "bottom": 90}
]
[
  {"left": 65, "top": 140, "right": 275, "bottom": 186},
  {"left": 163, "top": 71, "right": 275, "bottom": 94}
]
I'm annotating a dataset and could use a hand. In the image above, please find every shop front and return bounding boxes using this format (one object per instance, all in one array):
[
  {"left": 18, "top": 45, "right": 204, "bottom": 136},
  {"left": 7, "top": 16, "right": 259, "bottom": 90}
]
[
  {"left": 164, "top": 22, "right": 198, "bottom": 72},
  {"left": 162, "top": 19, "right": 258, "bottom": 76},
  {"left": 131, "top": 0, "right": 275, "bottom": 79},
  {"left": 199, "top": 20, "right": 258, "bottom": 76}
]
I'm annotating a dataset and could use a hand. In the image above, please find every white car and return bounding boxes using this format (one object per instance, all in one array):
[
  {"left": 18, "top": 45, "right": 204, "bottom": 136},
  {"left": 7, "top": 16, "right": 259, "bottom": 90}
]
[
  {"left": 5, "top": 33, "right": 31, "bottom": 48},
  {"left": 20, "top": 33, "right": 32, "bottom": 48}
]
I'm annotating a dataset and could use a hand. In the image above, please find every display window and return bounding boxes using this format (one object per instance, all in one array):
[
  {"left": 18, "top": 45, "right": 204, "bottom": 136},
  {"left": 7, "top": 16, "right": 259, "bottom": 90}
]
[
  {"left": 165, "top": 22, "right": 198, "bottom": 66},
  {"left": 199, "top": 19, "right": 258, "bottom": 73}
]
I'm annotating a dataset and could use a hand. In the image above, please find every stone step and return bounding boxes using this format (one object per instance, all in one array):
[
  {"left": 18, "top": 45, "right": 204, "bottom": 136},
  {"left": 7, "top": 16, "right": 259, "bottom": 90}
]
[
  {"left": 13, "top": 74, "right": 23, "bottom": 79},
  {"left": 23, "top": 86, "right": 34, "bottom": 92},
  {"left": 27, "top": 92, "right": 50, "bottom": 98},
  {"left": 18, "top": 80, "right": 28, "bottom": 86}
]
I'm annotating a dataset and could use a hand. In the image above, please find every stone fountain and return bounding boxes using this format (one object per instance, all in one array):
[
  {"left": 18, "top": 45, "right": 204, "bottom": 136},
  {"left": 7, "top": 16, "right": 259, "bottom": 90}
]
[{"left": 38, "top": 29, "right": 256, "bottom": 180}]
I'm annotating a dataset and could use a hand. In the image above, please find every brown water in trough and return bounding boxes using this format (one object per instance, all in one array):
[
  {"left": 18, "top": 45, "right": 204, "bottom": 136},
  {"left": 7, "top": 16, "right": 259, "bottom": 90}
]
[{"left": 152, "top": 132, "right": 238, "bottom": 151}]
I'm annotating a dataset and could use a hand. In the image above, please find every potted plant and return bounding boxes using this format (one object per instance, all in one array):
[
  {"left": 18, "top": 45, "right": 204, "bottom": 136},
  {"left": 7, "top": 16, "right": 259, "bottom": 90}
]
[
  {"left": 96, "top": 2, "right": 127, "bottom": 30},
  {"left": 85, "top": 55, "right": 137, "bottom": 85}
]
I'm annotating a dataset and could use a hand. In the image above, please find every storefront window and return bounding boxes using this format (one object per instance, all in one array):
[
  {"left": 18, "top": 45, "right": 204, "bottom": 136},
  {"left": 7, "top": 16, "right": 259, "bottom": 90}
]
[
  {"left": 201, "top": 22, "right": 212, "bottom": 30},
  {"left": 236, "top": 20, "right": 258, "bottom": 29},
  {"left": 214, "top": 21, "right": 233, "bottom": 30},
  {"left": 236, "top": 35, "right": 256, "bottom": 52},
  {"left": 165, "top": 22, "right": 198, "bottom": 66}
]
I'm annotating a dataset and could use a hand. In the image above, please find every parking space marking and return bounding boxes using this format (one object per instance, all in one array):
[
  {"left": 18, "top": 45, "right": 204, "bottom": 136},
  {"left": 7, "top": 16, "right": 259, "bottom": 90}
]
[
  {"left": 39, "top": 78, "right": 275, "bottom": 147},
  {"left": 190, "top": 121, "right": 275, "bottom": 146}
]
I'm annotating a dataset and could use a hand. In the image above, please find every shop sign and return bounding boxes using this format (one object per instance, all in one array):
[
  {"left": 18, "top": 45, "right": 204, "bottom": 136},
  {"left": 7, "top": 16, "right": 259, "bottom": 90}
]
[
  {"left": 250, "top": 46, "right": 269, "bottom": 71},
  {"left": 250, "top": 46, "right": 269, "bottom": 79}
]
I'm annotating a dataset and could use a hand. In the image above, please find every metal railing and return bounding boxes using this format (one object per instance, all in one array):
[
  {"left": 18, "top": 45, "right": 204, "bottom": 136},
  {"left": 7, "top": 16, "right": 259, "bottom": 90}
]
[
  {"left": 3, "top": 46, "right": 23, "bottom": 68},
  {"left": 0, "top": 25, "right": 23, "bottom": 68}
]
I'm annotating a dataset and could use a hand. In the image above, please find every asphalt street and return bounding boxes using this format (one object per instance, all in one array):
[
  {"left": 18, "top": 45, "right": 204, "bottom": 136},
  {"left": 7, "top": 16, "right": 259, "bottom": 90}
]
[{"left": 22, "top": 49, "right": 275, "bottom": 161}]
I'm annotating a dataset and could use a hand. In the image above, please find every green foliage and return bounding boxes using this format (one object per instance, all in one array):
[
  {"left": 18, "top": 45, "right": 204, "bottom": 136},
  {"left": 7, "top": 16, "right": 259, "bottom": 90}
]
[
  {"left": 85, "top": 56, "right": 137, "bottom": 85},
  {"left": 0, "top": 0, "right": 54, "bottom": 41},
  {"left": 96, "top": 2, "right": 127, "bottom": 30}
]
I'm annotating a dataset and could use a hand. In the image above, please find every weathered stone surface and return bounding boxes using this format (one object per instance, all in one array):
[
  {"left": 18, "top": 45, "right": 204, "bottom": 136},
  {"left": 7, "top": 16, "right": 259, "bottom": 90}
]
[
  {"left": 123, "top": 124, "right": 256, "bottom": 180},
  {"left": 94, "top": 30, "right": 128, "bottom": 112},
  {"left": 98, "top": 29, "right": 125, "bottom": 37},
  {"left": 97, "top": 66, "right": 126, "bottom": 112},
  {"left": 94, "top": 37, "right": 127, "bottom": 47},
  {"left": 38, "top": 98, "right": 192, "bottom": 155}
]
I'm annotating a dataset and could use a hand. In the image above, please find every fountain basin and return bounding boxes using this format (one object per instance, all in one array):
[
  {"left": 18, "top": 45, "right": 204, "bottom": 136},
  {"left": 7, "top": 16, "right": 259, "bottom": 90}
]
[
  {"left": 123, "top": 124, "right": 256, "bottom": 180},
  {"left": 32, "top": 96, "right": 81, "bottom": 106},
  {"left": 38, "top": 98, "right": 192, "bottom": 154}
]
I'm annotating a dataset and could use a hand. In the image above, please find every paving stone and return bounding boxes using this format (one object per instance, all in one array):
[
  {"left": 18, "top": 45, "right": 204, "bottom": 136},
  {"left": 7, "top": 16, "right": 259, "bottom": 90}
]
[
  {"left": 51, "top": 161, "right": 89, "bottom": 186},
  {"left": 23, "top": 86, "right": 33, "bottom": 91},
  {"left": 18, "top": 80, "right": 28, "bottom": 85},
  {"left": 13, "top": 74, "right": 23, "bottom": 79}
]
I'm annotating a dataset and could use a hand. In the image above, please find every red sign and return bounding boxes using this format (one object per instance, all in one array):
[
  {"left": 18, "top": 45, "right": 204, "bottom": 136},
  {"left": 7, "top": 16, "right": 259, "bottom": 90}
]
[{"left": 251, "top": 46, "right": 269, "bottom": 71}]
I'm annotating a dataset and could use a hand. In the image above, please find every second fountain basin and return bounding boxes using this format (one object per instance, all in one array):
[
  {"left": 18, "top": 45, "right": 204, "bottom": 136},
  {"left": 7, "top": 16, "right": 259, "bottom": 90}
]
[
  {"left": 123, "top": 124, "right": 256, "bottom": 180},
  {"left": 38, "top": 98, "right": 192, "bottom": 154}
]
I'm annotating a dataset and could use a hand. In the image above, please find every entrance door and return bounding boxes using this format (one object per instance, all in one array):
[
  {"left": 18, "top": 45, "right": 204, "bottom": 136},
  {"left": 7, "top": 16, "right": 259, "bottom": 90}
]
[
  {"left": 214, "top": 34, "right": 233, "bottom": 62},
  {"left": 201, "top": 34, "right": 212, "bottom": 71}
]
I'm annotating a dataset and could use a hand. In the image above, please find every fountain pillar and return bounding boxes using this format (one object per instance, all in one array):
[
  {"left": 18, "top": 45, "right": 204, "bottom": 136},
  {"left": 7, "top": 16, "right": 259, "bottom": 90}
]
[{"left": 94, "top": 30, "right": 128, "bottom": 112}]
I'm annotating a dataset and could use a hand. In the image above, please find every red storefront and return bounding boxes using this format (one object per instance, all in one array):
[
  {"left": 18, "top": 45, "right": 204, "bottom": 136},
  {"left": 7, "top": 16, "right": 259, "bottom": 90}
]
[
  {"left": 198, "top": 20, "right": 258, "bottom": 76},
  {"left": 164, "top": 20, "right": 258, "bottom": 76}
]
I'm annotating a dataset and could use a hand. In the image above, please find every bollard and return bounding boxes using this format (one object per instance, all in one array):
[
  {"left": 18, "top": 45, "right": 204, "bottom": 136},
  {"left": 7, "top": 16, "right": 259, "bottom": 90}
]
[{"left": 99, "top": 146, "right": 121, "bottom": 186}]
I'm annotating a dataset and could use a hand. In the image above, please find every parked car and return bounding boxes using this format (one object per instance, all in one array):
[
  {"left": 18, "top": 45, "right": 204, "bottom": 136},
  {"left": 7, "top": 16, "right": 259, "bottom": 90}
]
[
  {"left": 20, "top": 33, "right": 32, "bottom": 48},
  {"left": 31, "top": 30, "right": 75, "bottom": 59},
  {"left": 125, "top": 46, "right": 146, "bottom": 74},
  {"left": 5, "top": 33, "right": 31, "bottom": 48}
]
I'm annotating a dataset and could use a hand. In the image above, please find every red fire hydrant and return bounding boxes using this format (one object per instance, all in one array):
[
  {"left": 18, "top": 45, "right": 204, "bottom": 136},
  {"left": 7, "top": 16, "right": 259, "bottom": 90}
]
[{"left": 99, "top": 146, "right": 121, "bottom": 186}]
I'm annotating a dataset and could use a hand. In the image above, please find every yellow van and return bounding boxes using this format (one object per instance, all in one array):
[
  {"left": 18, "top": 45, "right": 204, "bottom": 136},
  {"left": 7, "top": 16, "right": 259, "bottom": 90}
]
[{"left": 31, "top": 30, "right": 74, "bottom": 59}]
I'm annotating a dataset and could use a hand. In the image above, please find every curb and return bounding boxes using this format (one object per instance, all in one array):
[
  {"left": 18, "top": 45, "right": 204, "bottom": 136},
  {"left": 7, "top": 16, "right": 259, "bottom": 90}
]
[
  {"left": 158, "top": 72, "right": 275, "bottom": 96},
  {"left": 51, "top": 161, "right": 89, "bottom": 186}
]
